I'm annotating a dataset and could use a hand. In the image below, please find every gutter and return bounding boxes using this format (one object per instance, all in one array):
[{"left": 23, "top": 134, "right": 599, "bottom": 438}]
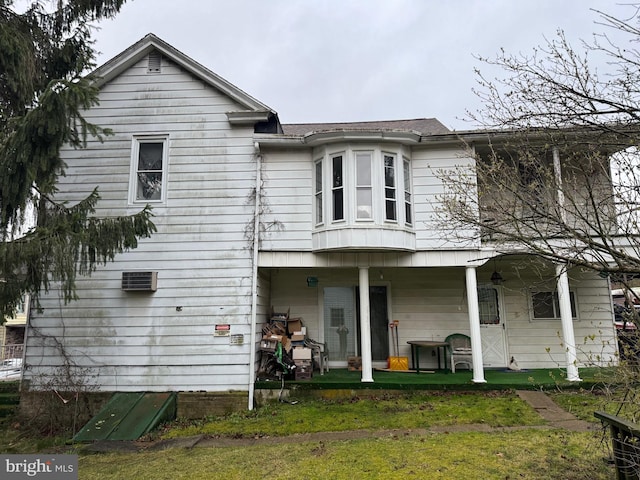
[{"left": 247, "top": 142, "right": 262, "bottom": 410}]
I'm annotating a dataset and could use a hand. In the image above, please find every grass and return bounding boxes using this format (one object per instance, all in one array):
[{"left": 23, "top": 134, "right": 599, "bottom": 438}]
[
  {"left": 162, "top": 391, "right": 544, "bottom": 439},
  {"left": 78, "top": 430, "right": 609, "bottom": 480},
  {"left": 0, "top": 384, "right": 618, "bottom": 479}
]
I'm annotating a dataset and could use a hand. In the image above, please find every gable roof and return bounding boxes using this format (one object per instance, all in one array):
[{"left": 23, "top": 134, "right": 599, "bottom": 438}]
[
  {"left": 89, "top": 33, "right": 277, "bottom": 124},
  {"left": 282, "top": 118, "right": 450, "bottom": 136}
]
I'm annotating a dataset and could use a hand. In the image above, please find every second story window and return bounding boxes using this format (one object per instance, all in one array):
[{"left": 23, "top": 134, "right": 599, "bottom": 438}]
[
  {"left": 332, "top": 155, "right": 344, "bottom": 221},
  {"left": 315, "top": 160, "right": 323, "bottom": 225},
  {"left": 403, "top": 158, "right": 412, "bottom": 226},
  {"left": 316, "top": 147, "right": 413, "bottom": 228},
  {"left": 130, "top": 136, "right": 168, "bottom": 203},
  {"left": 384, "top": 154, "right": 397, "bottom": 222},
  {"left": 356, "top": 152, "right": 372, "bottom": 220}
]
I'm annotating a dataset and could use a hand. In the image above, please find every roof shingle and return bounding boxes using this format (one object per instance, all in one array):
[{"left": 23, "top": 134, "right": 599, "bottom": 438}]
[{"left": 281, "top": 118, "right": 450, "bottom": 136}]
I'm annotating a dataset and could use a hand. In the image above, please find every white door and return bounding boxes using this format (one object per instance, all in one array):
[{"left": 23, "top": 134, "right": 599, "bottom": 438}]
[{"left": 478, "top": 285, "right": 508, "bottom": 367}]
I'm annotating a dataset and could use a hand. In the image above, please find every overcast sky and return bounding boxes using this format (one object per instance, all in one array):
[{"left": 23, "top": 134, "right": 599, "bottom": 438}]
[{"left": 90, "top": 0, "right": 633, "bottom": 131}]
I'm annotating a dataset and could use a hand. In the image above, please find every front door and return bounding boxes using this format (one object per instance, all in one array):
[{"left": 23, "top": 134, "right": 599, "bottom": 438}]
[
  {"left": 478, "top": 285, "right": 508, "bottom": 367},
  {"left": 356, "top": 286, "right": 389, "bottom": 362}
]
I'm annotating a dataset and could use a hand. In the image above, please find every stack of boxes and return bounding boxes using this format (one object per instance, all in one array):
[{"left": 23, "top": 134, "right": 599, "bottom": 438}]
[{"left": 288, "top": 318, "right": 313, "bottom": 380}]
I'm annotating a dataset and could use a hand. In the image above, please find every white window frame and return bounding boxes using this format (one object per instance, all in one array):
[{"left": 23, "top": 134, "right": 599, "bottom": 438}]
[
  {"left": 355, "top": 151, "right": 373, "bottom": 221},
  {"left": 129, "top": 135, "right": 169, "bottom": 204},
  {"left": 403, "top": 157, "right": 413, "bottom": 226},
  {"left": 315, "top": 146, "right": 413, "bottom": 227},
  {"left": 331, "top": 153, "right": 345, "bottom": 223},
  {"left": 314, "top": 159, "right": 324, "bottom": 226},
  {"left": 529, "top": 290, "right": 578, "bottom": 320},
  {"left": 383, "top": 153, "right": 397, "bottom": 222}
]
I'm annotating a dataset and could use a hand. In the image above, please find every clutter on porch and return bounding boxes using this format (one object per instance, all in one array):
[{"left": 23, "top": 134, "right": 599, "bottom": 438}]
[{"left": 257, "top": 308, "right": 328, "bottom": 381}]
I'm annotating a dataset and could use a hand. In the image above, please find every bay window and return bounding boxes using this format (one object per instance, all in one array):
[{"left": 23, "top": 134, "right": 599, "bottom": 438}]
[{"left": 313, "top": 146, "right": 413, "bottom": 227}]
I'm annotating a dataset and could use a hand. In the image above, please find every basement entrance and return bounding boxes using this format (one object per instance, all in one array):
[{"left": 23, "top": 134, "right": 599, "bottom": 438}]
[{"left": 73, "top": 392, "right": 176, "bottom": 442}]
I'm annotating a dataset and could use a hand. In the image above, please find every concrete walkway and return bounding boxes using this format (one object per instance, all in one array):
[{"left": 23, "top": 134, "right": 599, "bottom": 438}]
[
  {"left": 80, "top": 390, "right": 595, "bottom": 453},
  {"left": 515, "top": 390, "right": 593, "bottom": 432}
]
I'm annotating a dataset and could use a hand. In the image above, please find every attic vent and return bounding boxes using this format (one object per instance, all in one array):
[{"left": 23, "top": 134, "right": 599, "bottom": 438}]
[
  {"left": 147, "top": 51, "right": 162, "bottom": 73},
  {"left": 122, "top": 271, "right": 158, "bottom": 292}
]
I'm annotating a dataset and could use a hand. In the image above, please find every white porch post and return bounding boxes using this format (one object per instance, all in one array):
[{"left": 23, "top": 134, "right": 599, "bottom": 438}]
[
  {"left": 556, "top": 264, "right": 582, "bottom": 381},
  {"left": 465, "top": 266, "right": 486, "bottom": 383},
  {"left": 358, "top": 267, "right": 374, "bottom": 382}
]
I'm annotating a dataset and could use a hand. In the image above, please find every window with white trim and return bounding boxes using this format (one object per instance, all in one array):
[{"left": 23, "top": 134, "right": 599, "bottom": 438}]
[
  {"left": 356, "top": 152, "right": 373, "bottom": 220},
  {"left": 403, "top": 157, "right": 412, "bottom": 226},
  {"left": 332, "top": 154, "right": 344, "bottom": 221},
  {"left": 531, "top": 291, "right": 577, "bottom": 319},
  {"left": 384, "top": 154, "right": 397, "bottom": 221},
  {"left": 130, "top": 136, "right": 168, "bottom": 203},
  {"left": 315, "top": 147, "right": 413, "bottom": 227},
  {"left": 315, "top": 160, "right": 323, "bottom": 225}
]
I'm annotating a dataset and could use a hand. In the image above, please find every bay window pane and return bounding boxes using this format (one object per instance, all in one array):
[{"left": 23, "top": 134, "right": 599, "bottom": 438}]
[
  {"left": 332, "top": 155, "right": 344, "bottom": 221},
  {"left": 384, "top": 155, "right": 397, "bottom": 221}
]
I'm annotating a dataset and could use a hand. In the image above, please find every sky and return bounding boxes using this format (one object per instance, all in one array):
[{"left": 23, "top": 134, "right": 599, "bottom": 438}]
[{"left": 86, "top": 0, "right": 636, "bottom": 131}]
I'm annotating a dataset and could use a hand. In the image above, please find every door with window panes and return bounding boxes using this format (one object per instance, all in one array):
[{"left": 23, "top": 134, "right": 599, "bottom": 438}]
[{"left": 478, "top": 285, "right": 508, "bottom": 367}]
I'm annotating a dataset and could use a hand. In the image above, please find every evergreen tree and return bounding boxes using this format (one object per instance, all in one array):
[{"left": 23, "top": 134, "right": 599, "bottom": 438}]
[{"left": 0, "top": 0, "right": 156, "bottom": 319}]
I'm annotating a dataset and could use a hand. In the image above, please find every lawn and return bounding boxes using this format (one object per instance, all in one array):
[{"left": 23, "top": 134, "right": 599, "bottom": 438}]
[{"left": 0, "top": 388, "right": 617, "bottom": 479}]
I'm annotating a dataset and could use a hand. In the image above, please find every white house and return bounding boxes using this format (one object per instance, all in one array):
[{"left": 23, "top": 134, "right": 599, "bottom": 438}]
[{"left": 23, "top": 34, "right": 619, "bottom": 411}]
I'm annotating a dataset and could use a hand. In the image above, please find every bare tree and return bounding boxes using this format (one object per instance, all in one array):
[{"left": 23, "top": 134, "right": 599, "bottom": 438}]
[
  {"left": 437, "top": 6, "right": 640, "bottom": 284},
  {"left": 436, "top": 7, "right": 640, "bottom": 464}
]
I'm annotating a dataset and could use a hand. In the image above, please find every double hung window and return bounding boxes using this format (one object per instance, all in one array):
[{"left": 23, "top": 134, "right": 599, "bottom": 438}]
[
  {"left": 356, "top": 152, "right": 373, "bottom": 219},
  {"left": 403, "top": 158, "right": 412, "bottom": 226},
  {"left": 131, "top": 136, "right": 168, "bottom": 203},
  {"left": 315, "top": 160, "right": 323, "bottom": 225},
  {"left": 384, "top": 154, "right": 397, "bottom": 221},
  {"left": 531, "top": 291, "right": 577, "bottom": 319},
  {"left": 332, "top": 155, "right": 344, "bottom": 221}
]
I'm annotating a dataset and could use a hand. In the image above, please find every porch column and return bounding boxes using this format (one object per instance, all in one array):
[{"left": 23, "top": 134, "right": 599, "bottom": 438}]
[
  {"left": 556, "top": 264, "right": 582, "bottom": 381},
  {"left": 358, "top": 267, "right": 374, "bottom": 382},
  {"left": 465, "top": 266, "right": 486, "bottom": 383}
]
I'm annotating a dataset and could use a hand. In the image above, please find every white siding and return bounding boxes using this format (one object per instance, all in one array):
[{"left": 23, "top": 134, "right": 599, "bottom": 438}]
[
  {"left": 260, "top": 149, "right": 314, "bottom": 250},
  {"left": 26, "top": 54, "right": 258, "bottom": 392},
  {"left": 412, "top": 146, "right": 479, "bottom": 250}
]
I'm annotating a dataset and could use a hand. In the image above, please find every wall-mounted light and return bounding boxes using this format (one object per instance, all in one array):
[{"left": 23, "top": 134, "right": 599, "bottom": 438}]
[
  {"left": 306, "top": 276, "right": 318, "bottom": 287},
  {"left": 491, "top": 259, "right": 503, "bottom": 285}
]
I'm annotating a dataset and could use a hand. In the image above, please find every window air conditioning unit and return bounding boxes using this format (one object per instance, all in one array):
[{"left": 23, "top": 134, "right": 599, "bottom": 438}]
[{"left": 121, "top": 271, "right": 158, "bottom": 292}]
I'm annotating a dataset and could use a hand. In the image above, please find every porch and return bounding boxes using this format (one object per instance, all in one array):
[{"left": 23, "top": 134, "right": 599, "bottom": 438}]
[{"left": 255, "top": 367, "right": 606, "bottom": 394}]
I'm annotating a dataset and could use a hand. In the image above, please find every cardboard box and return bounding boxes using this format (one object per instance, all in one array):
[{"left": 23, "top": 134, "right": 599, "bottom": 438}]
[
  {"left": 287, "top": 318, "right": 303, "bottom": 335},
  {"left": 260, "top": 339, "right": 278, "bottom": 352},
  {"left": 348, "top": 356, "right": 362, "bottom": 371},
  {"left": 263, "top": 334, "right": 283, "bottom": 342},
  {"left": 290, "top": 334, "right": 305, "bottom": 342},
  {"left": 292, "top": 347, "right": 312, "bottom": 360}
]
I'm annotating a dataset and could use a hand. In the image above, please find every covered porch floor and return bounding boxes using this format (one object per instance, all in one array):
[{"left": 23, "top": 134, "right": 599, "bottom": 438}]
[{"left": 256, "top": 367, "right": 608, "bottom": 393}]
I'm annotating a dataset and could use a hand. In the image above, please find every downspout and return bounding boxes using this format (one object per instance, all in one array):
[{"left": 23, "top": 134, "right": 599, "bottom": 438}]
[{"left": 248, "top": 141, "right": 262, "bottom": 410}]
